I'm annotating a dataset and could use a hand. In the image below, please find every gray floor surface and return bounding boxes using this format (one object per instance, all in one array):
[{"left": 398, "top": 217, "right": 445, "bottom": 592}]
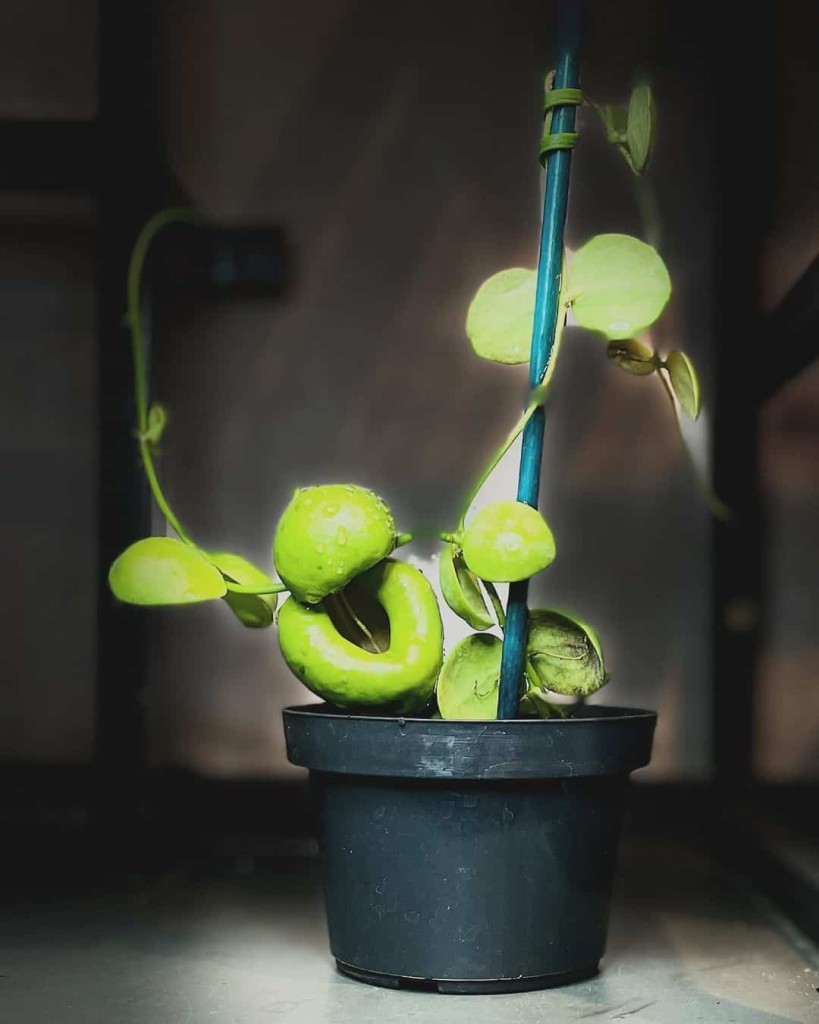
[{"left": 1, "top": 838, "right": 817, "bottom": 1023}]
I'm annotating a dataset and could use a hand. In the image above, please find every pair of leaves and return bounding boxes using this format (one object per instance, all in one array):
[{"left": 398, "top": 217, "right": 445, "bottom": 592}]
[
  {"left": 596, "top": 80, "right": 657, "bottom": 175},
  {"left": 108, "top": 537, "right": 278, "bottom": 628},
  {"left": 435, "top": 609, "right": 607, "bottom": 720},
  {"left": 607, "top": 340, "right": 702, "bottom": 419},
  {"left": 466, "top": 234, "right": 671, "bottom": 365}
]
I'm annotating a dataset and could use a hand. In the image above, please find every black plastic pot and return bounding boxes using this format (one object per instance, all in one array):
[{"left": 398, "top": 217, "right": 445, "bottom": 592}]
[{"left": 284, "top": 703, "right": 655, "bottom": 994}]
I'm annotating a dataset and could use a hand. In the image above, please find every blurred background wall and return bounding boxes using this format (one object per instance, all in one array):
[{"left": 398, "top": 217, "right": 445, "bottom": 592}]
[{"left": 1, "top": 1, "right": 816, "bottom": 782}]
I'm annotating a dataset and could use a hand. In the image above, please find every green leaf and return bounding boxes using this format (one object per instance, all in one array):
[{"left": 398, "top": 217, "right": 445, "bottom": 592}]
[
  {"left": 626, "top": 81, "right": 657, "bottom": 175},
  {"left": 526, "top": 609, "right": 607, "bottom": 696},
  {"left": 436, "top": 634, "right": 502, "bottom": 720},
  {"left": 666, "top": 351, "right": 702, "bottom": 420},
  {"left": 465, "top": 268, "right": 536, "bottom": 364},
  {"left": 143, "top": 402, "right": 168, "bottom": 445},
  {"left": 462, "top": 500, "right": 556, "bottom": 583},
  {"left": 568, "top": 234, "right": 671, "bottom": 339},
  {"left": 439, "top": 545, "right": 493, "bottom": 631},
  {"left": 109, "top": 537, "right": 227, "bottom": 605},
  {"left": 206, "top": 550, "right": 278, "bottom": 628},
  {"left": 607, "top": 338, "right": 657, "bottom": 376}
]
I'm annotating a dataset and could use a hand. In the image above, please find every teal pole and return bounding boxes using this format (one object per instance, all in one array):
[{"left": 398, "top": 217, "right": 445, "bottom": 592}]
[{"left": 496, "top": 0, "right": 583, "bottom": 718}]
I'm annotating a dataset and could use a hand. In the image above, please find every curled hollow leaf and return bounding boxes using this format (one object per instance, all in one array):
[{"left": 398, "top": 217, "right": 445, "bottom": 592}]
[
  {"left": 206, "top": 550, "right": 278, "bottom": 628},
  {"left": 143, "top": 403, "right": 168, "bottom": 445},
  {"left": 666, "top": 350, "right": 702, "bottom": 420},
  {"left": 607, "top": 338, "right": 657, "bottom": 376},
  {"left": 109, "top": 537, "right": 226, "bottom": 606},
  {"left": 278, "top": 560, "right": 443, "bottom": 713},
  {"left": 626, "top": 81, "right": 657, "bottom": 175},
  {"left": 526, "top": 608, "right": 607, "bottom": 696},
  {"left": 465, "top": 268, "right": 536, "bottom": 364},
  {"left": 436, "top": 633, "right": 502, "bottom": 720},
  {"left": 568, "top": 234, "right": 671, "bottom": 339},
  {"left": 439, "top": 545, "right": 493, "bottom": 631},
  {"left": 462, "top": 500, "right": 556, "bottom": 583}
]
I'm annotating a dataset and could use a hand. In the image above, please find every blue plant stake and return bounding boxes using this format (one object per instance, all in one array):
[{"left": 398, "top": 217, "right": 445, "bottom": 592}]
[{"left": 497, "top": 0, "right": 584, "bottom": 719}]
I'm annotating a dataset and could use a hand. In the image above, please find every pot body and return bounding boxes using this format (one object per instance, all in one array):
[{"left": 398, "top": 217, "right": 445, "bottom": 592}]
[{"left": 284, "top": 704, "right": 655, "bottom": 994}]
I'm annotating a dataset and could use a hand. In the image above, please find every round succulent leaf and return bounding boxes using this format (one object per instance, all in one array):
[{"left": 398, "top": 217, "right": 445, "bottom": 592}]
[
  {"left": 568, "top": 234, "right": 671, "bottom": 339},
  {"left": 526, "top": 608, "right": 606, "bottom": 696},
  {"left": 439, "top": 544, "right": 493, "bottom": 631},
  {"left": 109, "top": 537, "right": 226, "bottom": 606},
  {"left": 626, "top": 81, "right": 657, "bottom": 175},
  {"left": 206, "top": 550, "right": 277, "bottom": 628},
  {"left": 273, "top": 484, "right": 396, "bottom": 605},
  {"left": 666, "top": 350, "right": 702, "bottom": 420},
  {"left": 436, "top": 633, "right": 502, "bottom": 720},
  {"left": 465, "top": 268, "right": 537, "bottom": 364},
  {"left": 462, "top": 500, "right": 556, "bottom": 583},
  {"left": 607, "top": 338, "right": 657, "bottom": 376}
]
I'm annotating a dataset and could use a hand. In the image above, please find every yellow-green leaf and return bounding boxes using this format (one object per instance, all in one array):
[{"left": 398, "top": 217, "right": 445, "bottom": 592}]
[
  {"left": 436, "top": 634, "right": 502, "bottom": 720},
  {"left": 626, "top": 81, "right": 657, "bottom": 175},
  {"left": 568, "top": 234, "right": 671, "bottom": 339},
  {"left": 465, "top": 268, "right": 536, "bottom": 364},
  {"left": 607, "top": 338, "right": 657, "bottom": 376},
  {"left": 666, "top": 350, "right": 702, "bottom": 420},
  {"left": 439, "top": 545, "right": 493, "bottom": 631},
  {"left": 109, "top": 537, "right": 226, "bottom": 606},
  {"left": 206, "top": 550, "right": 278, "bottom": 628},
  {"left": 526, "top": 608, "right": 607, "bottom": 696}
]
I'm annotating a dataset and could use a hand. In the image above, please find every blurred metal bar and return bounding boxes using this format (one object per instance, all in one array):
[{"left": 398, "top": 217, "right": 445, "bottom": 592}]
[
  {"left": 758, "top": 254, "right": 819, "bottom": 403},
  {"left": 95, "top": 1, "right": 167, "bottom": 838},
  {"left": 707, "top": 5, "right": 774, "bottom": 787}
]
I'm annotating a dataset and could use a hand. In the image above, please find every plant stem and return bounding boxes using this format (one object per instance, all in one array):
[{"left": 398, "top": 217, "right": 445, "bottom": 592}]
[
  {"left": 224, "top": 581, "right": 289, "bottom": 595},
  {"left": 138, "top": 440, "right": 194, "bottom": 544},
  {"left": 457, "top": 304, "right": 568, "bottom": 532},
  {"left": 126, "top": 207, "right": 197, "bottom": 544},
  {"left": 394, "top": 532, "right": 413, "bottom": 549},
  {"left": 457, "top": 403, "right": 537, "bottom": 530}
]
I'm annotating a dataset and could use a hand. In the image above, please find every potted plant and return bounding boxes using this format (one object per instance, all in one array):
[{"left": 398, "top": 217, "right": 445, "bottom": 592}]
[{"left": 107, "top": 8, "right": 711, "bottom": 995}]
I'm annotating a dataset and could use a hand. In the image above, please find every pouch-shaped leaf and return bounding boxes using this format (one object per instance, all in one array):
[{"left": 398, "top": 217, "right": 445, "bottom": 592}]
[
  {"left": 526, "top": 608, "right": 606, "bottom": 696},
  {"left": 607, "top": 338, "right": 657, "bottom": 376},
  {"left": 465, "top": 268, "right": 536, "bottom": 364},
  {"left": 436, "top": 633, "right": 502, "bottom": 720},
  {"left": 626, "top": 81, "right": 657, "bottom": 175},
  {"left": 568, "top": 234, "right": 671, "bottom": 339},
  {"left": 109, "top": 537, "right": 226, "bottom": 606},
  {"left": 666, "top": 350, "right": 701, "bottom": 420},
  {"left": 439, "top": 545, "right": 493, "bottom": 631},
  {"left": 206, "top": 550, "right": 278, "bottom": 628}
]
